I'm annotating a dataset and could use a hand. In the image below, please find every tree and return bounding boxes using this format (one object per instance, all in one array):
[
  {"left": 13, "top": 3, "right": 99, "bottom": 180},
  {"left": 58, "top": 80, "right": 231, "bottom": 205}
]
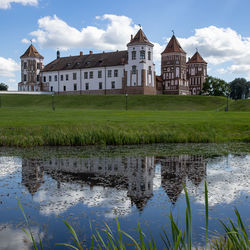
[
  {"left": 201, "top": 76, "right": 230, "bottom": 97},
  {"left": 230, "top": 78, "right": 250, "bottom": 100},
  {"left": 0, "top": 83, "right": 8, "bottom": 91}
]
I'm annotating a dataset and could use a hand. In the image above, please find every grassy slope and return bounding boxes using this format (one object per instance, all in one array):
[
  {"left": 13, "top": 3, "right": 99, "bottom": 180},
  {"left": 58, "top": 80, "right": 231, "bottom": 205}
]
[
  {"left": 1, "top": 94, "right": 231, "bottom": 111},
  {"left": 0, "top": 95, "right": 249, "bottom": 146},
  {"left": 229, "top": 99, "right": 250, "bottom": 111}
]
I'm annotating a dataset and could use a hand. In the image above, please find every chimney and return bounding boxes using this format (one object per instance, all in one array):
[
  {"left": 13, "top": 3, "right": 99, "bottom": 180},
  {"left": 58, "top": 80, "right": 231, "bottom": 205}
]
[
  {"left": 89, "top": 50, "right": 93, "bottom": 55},
  {"left": 57, "top": 50, "right": 60, "bottom": 59},
  {"left": 131, "top": 35, "right": 133, "bottom": 41},
  {"left": 80, "top": 51, "right": 83, "bottom": 56}
]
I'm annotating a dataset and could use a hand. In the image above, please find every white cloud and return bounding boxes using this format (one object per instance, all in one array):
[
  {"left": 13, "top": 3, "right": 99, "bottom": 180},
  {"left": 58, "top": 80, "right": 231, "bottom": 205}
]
[
  {"left": 187, "top": 155, "right": 250, "bottom": 206},
  {"left": 0, "top": 57, "right": 19, "bottom": 77},
  {"left": 0, "top": 224, "right": 43, "bottom": 250},
  {"left": 0, "top": 0, "right": 38, "bottom": 9},
  {"left": 30, "top": 14, "right": 139, "bottom": 51}
]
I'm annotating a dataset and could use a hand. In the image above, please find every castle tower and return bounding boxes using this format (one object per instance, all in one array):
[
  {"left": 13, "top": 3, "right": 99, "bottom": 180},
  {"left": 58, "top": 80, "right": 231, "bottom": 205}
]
[
  {"left": 18, "top": 44, "right": 44, "bottom": 91},
  {"left": 161, "top": 34, "right": 189, "bottom": 95},
  {"left": 187, "top": 51, "right": 207, "bottom": 95},
  {"left": 124, "top": 29, "right": 156, "bottom": 95}
]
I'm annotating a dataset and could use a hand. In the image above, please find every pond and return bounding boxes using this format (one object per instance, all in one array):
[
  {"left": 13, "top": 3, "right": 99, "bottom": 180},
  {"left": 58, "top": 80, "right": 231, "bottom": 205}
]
[{"left": 0, "top": 144, "right": 249, "bottom": 249}]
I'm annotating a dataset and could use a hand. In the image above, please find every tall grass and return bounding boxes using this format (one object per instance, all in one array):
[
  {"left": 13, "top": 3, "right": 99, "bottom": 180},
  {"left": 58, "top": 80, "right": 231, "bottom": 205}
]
[{"left": 17, "top": 181, "right": 250, "bottom": 249}]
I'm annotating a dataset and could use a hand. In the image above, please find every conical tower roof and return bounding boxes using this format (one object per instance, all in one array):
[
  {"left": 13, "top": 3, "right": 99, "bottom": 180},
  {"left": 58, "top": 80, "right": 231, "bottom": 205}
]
[
  {"left": 127, "top": 29, "right": 154, "bottom": 46},
  {"left": 187, "top": 51, "right": 207, "bottom": 64},
  {"left": 162, "top": 35, "right": 186, "bottom": 54},
  {"left": 20, "top": 44, "right": 44, "bottom": 59}
]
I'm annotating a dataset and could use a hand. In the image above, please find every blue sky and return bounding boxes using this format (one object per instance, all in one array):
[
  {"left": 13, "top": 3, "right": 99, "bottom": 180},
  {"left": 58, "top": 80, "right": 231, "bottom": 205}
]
[{"left": 1, "top": 0, "right": 250, "bottom": 89}]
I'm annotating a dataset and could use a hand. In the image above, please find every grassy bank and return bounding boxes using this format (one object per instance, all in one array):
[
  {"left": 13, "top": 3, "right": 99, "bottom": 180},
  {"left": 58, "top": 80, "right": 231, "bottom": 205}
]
[
  {"left": 0, "top": 108, "right": 249, "bottom": 146},
  {"left": 0, "top": 94, "right": 234, "bottom": 111}
]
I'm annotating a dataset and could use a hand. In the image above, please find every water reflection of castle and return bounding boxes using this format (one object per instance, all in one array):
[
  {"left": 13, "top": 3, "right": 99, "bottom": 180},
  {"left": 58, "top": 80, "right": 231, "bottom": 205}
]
[{"left": 21, "top": 155, "right": 206, "bottom": 210}]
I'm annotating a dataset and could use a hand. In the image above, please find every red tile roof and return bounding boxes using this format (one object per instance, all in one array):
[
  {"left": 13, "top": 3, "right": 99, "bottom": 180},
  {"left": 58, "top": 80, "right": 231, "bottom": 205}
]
[
  {"left": 127, "top": 29, "right": 154, "bottom": 46},
  {"left": 20, "top": 44, "right": 44, "bottom": 59},
  {"left": 162, "top": 35, "right": 186, "bottom": 54},
  {"left": 187, "top": 51, "right": 207, "bottom": 64}
]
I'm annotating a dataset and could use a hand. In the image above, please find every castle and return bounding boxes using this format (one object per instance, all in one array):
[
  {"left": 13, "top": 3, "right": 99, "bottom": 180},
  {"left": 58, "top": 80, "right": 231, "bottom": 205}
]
[{"left": 18, "top": 29, "right": 207, "bottom": 95}]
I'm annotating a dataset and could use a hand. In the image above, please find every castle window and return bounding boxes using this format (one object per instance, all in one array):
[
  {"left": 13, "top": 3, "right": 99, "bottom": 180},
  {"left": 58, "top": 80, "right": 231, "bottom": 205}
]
[
  {"left": 24, "top": 74, "right": 27, "bottom": 81},
  {"left": 140, "top": 50, "right": 145, "bottom": 60},
  {"left": 24, "top": 62, "right": 27, "bottom": 69},
  {"left": 90, "top": 71, "right": 93, "bottom": 79},
  {"left": 98, "top": 71, "right": 102, "bottom": 78},
  {"left": 74, "top": 84, "right": 77, "bottom": 91},
  {"left": 43, "top": 76, "right": 46, "bottom": 82},
  {"left": 49, "top": 76, "right": 52, "bottom": 82},
  {"left": 73, "top": 73, "right": 77, "bottom": 80},
  {"left": 111, "top": 81, "right": 115, "bottom": 89},
  {"left": 84, "top": 72, "right": 88, "bottom": 79},
  {"left": 114, "top": 70, "right": 118, "bottom": 77},
  {"left": 37, "top": 75, "right": 40, "bottom": 82},
  {"left": 108, "top": 70, "right": 112, "bottom": 78},
  {"left": 61, "top": 75, "right": 63, "bottom": 81},
  {"left": 64, "top": 86, "right": 66, "bottom": 91},
  {"left": 85, "top": 83, "right": 89, "bottom": 90},
  {"left": 50, "top": 86, "right": 53, "bottom": 92},
  {"left": 99, "top": 82, "right": 102, "bottom": 89},
  {"left": 148, "top": 51, "right": 151, "bottom": 60},
  {"left": 54, "top": 75, "right": 57, "bottom": 81},
  {"left": 37, "top": 63, "right": 41, "bottom": 69},
  {"left": 132, "top": 66, "right": 136, "bottom": 74},
  {"left": 66, "top": 74, "right": 69, "bottom": 81},
  {"left": 132, "top": 51, "right": 136, "bottom": 60}
]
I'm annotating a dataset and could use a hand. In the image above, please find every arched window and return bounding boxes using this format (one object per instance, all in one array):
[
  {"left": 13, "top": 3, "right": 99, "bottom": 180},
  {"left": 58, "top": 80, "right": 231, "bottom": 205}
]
[
  {"left": 148, "top": 51, "right": 151, "bottom": 60},
  {"left": 140, "top": 50, "right": 145, "bottom": 60},
  {"left": 132, "top": 51, "right": 136, "bottom": 60},
  {"left": 132, "top": 66, "right": 136, "bottom": 74}
]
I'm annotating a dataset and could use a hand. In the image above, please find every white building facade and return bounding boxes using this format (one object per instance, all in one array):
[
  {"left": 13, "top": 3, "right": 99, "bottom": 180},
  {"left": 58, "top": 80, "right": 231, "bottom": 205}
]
[{"left": 19, "top": 29, "right": 156, "bottom": 95}]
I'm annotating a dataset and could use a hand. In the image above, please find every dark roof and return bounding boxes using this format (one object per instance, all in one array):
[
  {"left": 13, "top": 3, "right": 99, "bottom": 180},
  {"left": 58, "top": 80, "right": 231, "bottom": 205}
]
[
  {"left": 187, "top": 51, "right": 207, "bottom": 64},
  {"left": 127, "top": 29, "right": 154, "bottom": 47},
  {"left": 20, "top": 44, "right": 44, "bottom": 59},
  {"left": 162, "top": 35, "right": 186, "bottom": 54},
  {"left": 42, "top": 50, "right": 128, "bottom": 72}
]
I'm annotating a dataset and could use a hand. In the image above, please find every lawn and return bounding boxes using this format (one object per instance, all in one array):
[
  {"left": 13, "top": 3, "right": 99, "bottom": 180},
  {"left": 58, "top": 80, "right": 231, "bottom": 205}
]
[{"left": 0, "top": 106, "right": 249, "bottom": 146}]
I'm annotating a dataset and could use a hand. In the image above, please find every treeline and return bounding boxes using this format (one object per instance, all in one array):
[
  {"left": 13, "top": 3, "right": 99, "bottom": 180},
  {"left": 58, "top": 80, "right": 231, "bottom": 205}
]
[
  {"left": 0, "top": 83, "right": 8, "bottom": 91},
  {"left": 201, "top": 76, "right": 250, "bottom": 99}
]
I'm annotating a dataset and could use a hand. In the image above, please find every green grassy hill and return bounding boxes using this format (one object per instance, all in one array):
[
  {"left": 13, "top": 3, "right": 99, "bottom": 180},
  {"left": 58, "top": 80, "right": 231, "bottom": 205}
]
[
  {"left": 0, "top": 94, "right": 233, "bottom": 111},
  {"left": 229, "top": 99, "right": 250, "bottom": 111}
]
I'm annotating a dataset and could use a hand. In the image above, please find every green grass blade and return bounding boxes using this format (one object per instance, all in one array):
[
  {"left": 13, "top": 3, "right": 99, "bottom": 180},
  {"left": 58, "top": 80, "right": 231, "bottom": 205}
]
[
  {"left": 63, "top": 220, "right": 82, "bottom": 249},
  {"left": 174, "top": 229, "right": 182, "bottom": 250},
  {"left": 121, "top": 230, "right": 141, "bottom": 249},
  {"left": 204, "top": 180, "right": 209, "bottom": 249}
]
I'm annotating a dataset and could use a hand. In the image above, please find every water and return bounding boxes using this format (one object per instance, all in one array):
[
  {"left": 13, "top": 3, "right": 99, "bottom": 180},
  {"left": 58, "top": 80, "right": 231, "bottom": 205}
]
[{"left": 0, "top": 146, "right": 249, "bottom": 249}]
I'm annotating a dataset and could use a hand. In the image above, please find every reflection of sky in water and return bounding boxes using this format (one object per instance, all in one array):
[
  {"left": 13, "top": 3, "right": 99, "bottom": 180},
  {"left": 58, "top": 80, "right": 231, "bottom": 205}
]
[
  {"left": 0, "top": 225, "right": 42, "bottom": 250},
  {"left": 0, "top": 153, "right": 249, "bottom": 248}
]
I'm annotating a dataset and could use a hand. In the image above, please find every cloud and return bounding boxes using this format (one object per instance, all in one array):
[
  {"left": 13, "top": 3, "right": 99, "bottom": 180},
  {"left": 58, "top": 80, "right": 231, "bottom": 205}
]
[
  {"left": 187, "top": 155, "right": 250, "bottom": 206},
  {"left": 21, "top": 38, "right": 36, "bottom": 44},
  {"left": 0, "top": 0, "right": 38, "bottom": 9},
  {"left": 30, "top": 14, "right": 139, "bottom": 51},
  {"left": 0, "top": 57, "right": 19, "bottom": 77},
  {"left": 0, "top": 224, "right": 43, "bottom": 250}
]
